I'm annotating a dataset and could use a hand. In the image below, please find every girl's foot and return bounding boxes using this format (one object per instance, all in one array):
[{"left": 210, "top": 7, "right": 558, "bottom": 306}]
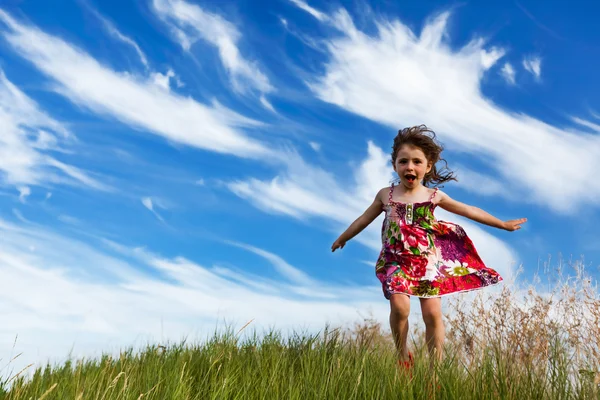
[{"left": 397, "top": 352, "right": 414, "bottom": 378}]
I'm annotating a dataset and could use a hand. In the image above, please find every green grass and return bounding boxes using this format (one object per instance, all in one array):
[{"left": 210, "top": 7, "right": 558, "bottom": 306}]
[
  {"left": 2, "top": 260, "right": 599, "bottom": 399},
  {"left": 0, "top": 324, "right": 597, "bottom": 400}
]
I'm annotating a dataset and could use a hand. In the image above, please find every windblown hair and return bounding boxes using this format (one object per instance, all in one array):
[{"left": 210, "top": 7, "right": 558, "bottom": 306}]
[{"left": 391, "top": 125, "right": 457, "bottom": 187}]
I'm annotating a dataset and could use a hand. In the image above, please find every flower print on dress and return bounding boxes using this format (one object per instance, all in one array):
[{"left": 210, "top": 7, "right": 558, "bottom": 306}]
[
  {"left": 389, "top": 274, "right": 409, "bottom": 293},
  {"left": 412, "top": 280, "right": 440, "bottom": 297},
  {"left": 433, "top": 227, "right": 470, "bottom": 262},
  {"left": 438, "top": 260, "right": 471, "bottom": 277},
  {"left": 399, "top": 255, "right": 428, "bottom": 279},
  {"left": 413, "top": 204, "right": 435, "bottom": 229},
  {"left": 475, "top": 269, "right": 500, "bottom": 286},
  {"left": 400, "top": 224, "right": 430, "bottom": 255},
  {"left": 431, "top": 221, "right": 452, "bottom": 236}
]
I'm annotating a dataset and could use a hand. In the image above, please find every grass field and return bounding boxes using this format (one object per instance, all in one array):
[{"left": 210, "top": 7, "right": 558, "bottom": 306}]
[{"left": 1, "top": 259, "right": 598, "bottom": 399}]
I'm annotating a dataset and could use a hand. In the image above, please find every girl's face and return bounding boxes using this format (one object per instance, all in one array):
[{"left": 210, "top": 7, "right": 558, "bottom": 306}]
[{"left": 394, "top": 145, "right": 432, "bottom": 188}]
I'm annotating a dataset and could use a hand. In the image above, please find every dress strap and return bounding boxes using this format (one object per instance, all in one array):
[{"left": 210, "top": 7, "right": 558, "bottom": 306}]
[
  {"left": 388, "top": 183, "right": 395, "bottom": 203},
  {"left": 429, "top": 187, "right": 439, "bottom": 202}
]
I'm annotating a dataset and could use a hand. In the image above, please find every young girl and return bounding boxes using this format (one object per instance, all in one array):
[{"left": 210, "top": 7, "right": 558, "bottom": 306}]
[{"left": 331, "top": 125, "right": 526, "bottom": 369}]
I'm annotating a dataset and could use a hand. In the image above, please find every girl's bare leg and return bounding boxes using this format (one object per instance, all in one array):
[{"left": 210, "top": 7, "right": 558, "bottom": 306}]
[
  {"left": 389, "top": 294, "right": 411, "bottom": 361},
  {"left": 419, "top": 297, "right": 444, "bottom": 362}
]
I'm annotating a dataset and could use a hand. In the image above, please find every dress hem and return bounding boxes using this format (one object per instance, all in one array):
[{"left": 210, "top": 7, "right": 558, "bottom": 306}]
[{"left": 386, "top": 279, "right": 503, "bottom": 299}]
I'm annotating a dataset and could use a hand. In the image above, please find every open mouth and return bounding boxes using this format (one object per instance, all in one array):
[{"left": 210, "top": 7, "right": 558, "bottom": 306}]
[{"left": 404, "top": 174, "right": 417, "bottom": 183}]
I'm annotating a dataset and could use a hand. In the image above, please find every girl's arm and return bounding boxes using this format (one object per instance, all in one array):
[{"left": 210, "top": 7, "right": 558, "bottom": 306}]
[
  {"left": 331, "top": 188, "right": 386, "bottom": 251},
  {"left": 436, "top": 191, "right": 526, "bottom": 231}
]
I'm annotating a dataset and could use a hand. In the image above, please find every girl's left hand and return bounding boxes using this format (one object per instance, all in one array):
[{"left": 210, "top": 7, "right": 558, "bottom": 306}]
[
  {"left": 503, "top": 218, "right": 527, "bottom": 231},
  {"left": 331, "top": 238, "right": 346, "bottom": 252}
]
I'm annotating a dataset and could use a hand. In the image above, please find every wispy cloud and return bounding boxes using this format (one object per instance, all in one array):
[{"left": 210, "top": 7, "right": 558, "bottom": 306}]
[
  {"left": 85, "top": 3, "right": 149, "bottom": 69},
  {"left": 572, "top": 117, "right": 600, "bottom": 134},
  {"left": 289, "top": 0, "right": 328, "bottom": 22},
  {"left": 515, "top": 1, "right": 565, "bottom": 42},
  {"left": 259, "top": 95, "right": 276, "bottom": 113},
  {"left": 523, "top": 55, "right": 542, "bottom": 80},
  {"left": 141, "top": 197, "right": 165, "bottom": 223},
  {"left": 57, "top": 214, "right": 81, "bottom": 225},
  {"left": 500, "top": 62, "right": 516, "bottom": 85},
  {"left": 151, "top": 0, "right": 273, "bottom": 94},
  {"left": 17, "top": 186, "right": 30, "bottom": 203},
  {"left": 0, "top": 9, "right": 273, "bottom": 160},
  {"left": 150, "top": 68, "right": 183, "bottom": 91},
  {"left": 12, "top": 208, "right": 30, "bottom": 224},
  {"left": 0, "top": 219, "right": 384, "bottom": 377},
  {"left": 0, "top": 68, "right": 106, "bottom": 191},
  {"left": 453, "top": 166, "right": 511, "bottom": 199},
  {"left": 225, "top": 241, "right": 315, "bottom": 286},
  {"left": 300, "top": 9, "right": 600, "bottom": 212}
]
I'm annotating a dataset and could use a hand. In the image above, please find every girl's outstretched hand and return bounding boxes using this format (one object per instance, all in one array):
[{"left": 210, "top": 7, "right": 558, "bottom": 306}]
[
  {"left": 331, "top": 238, "right": 346, "bottom": 252},
  {"left": 503, "top": 218, "right": 527, "bottom": 231}
]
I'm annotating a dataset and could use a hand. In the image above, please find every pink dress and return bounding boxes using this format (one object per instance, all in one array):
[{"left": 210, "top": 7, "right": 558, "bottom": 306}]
[{"left": 375, "top": 184, "right": 503, "bottom": 298}]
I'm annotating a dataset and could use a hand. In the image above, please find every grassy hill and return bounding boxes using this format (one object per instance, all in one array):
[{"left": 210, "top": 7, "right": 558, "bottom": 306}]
[{"left": 1, "top": 264, "right": 599, "bottom": 399}]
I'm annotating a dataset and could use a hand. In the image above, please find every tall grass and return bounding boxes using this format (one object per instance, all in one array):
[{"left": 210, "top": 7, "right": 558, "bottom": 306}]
[{"left": 1, "top": 256, "right": 598, "bottom": 399}]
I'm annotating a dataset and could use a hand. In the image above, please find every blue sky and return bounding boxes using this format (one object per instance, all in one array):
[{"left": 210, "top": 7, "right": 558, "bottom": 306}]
[{"left": 1, "top": 0, "right": 600, "bottom": 373}]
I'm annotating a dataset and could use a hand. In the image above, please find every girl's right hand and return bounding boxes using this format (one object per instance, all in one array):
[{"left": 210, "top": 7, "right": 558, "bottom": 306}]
[{"left": 331, "top": 239, "right": 346, "bottom": 252}]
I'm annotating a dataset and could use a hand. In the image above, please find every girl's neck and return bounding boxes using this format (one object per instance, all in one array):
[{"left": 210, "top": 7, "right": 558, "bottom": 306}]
[{"left": 398, "top": 182, "right": 427, "bottom": 196}]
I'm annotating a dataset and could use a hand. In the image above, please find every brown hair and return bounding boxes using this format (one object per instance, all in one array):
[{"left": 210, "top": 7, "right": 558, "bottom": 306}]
[{"left": 391, "top": 125, "right": 457, "bottom": 187}]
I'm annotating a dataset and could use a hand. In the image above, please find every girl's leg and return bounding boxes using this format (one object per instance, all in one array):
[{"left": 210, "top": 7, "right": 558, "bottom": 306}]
[
  {"left": 389, "top": 294, "right": 411, "bottom": 361},
  {"left": 419, "top": 297, "right": 444, "bottom": 361}
]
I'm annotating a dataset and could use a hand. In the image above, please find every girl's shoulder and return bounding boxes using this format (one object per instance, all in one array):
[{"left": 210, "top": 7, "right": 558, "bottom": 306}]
[
  {"left": 430, "top": 187, "right": 447, "bottom": 204},
  {"left": 376, "top": 186, "right": 392, "bottom": 202}
]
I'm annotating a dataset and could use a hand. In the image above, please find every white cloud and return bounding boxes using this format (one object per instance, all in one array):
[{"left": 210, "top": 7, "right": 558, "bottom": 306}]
[
  {"left": 0, "top": 68, "right": 106, "bottom": 191},
  {"left": 289, "top": 0, "right": 328, "bottom": 22},
  {"left": 309, "top": 141, "right": 321, "bottom": 151},
  {"left": 0, "top": 219, "right": 386, "bottom": 378},
  {"left": 152, "top": 0, "right": 273, "bottom": 94},
  {"left": 0, "top": 9, "right": 273, "bottom": 160},
  {"left": 87, "top": 5, "right": 149, "bottom": 69},
  {"left": 500, "top": 62, "right": 516, "bottom": 85},
  {"left": 141, "top": 196, "right": 165, "bottom": 223},
  {"left": 480, "top": 47, "right": 505, "bottom": 69},
  {"left": 453, "top": 165, "right": 510, "bottom": 199},
  {"left": 572, "top": 117, "right": 600, "bottom": 134},
  {"left": 150, "top": 68, "right": 183, "bottom": 91},
  {"left": 17, "top": 186, "right": 30, "bottom": 203},
  {"left": 141, "top": 196, "right": 154, "bottom": 211},
  {"left": 259, "top": 95, "right": 276, "bottom": 112},
  {"left": 12, "top": 208, "right": 30, "bottom": 224},
  {"left": 229, "top": 148, "right": 360, "bottom": 225},
  {"left": 34, "top": 130, "right": 59, "bottom": 149},
  {"left": 47, "top": 158, "right": 110, "bottom": 190},
  {"left": 57, "top": 215, "right": 80, "bottom": 225},
  {"left": 303, "top": 9, "right": 600, "bottom": 212},
  {"left": 225, "top": 241, "right": 315, "bottom": 286},
  {"left": 523, "top": 55, "right": 542, "bottom": 80}
]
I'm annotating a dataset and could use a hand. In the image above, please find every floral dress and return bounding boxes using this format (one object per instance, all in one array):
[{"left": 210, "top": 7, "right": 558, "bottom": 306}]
[{"left": 375, "top": 184, "right": 502, "bottom": 298}]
